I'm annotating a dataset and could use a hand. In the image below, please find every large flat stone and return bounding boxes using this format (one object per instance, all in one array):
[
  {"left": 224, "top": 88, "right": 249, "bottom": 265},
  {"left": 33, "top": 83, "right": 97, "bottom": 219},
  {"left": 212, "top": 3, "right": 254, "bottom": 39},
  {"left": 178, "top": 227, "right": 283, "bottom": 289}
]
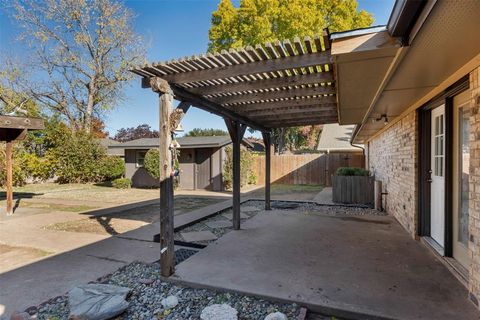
[
  {"left": 222, "top": 212, "right": 249, "bottom": 220},
  {"left": 205, "top": 220, "right": 232, "bottom": 229},
  {"left": 181, "top": 230, "right": 218, "bottom": 242}
]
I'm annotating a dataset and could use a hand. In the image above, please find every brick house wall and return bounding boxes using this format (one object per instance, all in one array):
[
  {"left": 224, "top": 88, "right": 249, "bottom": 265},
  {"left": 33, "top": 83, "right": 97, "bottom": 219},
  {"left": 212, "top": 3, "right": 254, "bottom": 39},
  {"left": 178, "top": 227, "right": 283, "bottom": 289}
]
[
  {"left": 365, "top": 67, "right": 480, "bottom": 307},
  {"left": 366, "top": 112, "right": 418, "bottom": 237},
  {"left": 469, "top": 67, "right": 480, "bottom": 306}
]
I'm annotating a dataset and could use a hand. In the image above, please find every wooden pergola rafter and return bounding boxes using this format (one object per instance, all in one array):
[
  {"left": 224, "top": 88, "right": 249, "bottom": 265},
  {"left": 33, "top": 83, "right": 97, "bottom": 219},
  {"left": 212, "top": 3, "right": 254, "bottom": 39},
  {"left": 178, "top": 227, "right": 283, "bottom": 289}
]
[{"left": 131, "top": 29, "right": 338, "bottom": 277}]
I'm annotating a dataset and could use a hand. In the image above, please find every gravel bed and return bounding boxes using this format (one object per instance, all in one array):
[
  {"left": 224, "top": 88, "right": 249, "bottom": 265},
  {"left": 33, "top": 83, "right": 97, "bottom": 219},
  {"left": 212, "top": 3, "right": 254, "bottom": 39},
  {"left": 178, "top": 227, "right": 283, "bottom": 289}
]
[{"left": 33, "top": 261, "right": 301, "bottom": 320}]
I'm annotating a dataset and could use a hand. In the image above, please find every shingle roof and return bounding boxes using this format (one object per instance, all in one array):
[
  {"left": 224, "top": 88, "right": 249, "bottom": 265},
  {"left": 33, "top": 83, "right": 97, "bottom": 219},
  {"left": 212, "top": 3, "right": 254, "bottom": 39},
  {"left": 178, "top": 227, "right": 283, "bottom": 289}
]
[
  {"left": 110, "top": 135, "right": 238, "bottom": 149},
  {"left": 317, "top": 124, "right": 363, "bottom": 152}
]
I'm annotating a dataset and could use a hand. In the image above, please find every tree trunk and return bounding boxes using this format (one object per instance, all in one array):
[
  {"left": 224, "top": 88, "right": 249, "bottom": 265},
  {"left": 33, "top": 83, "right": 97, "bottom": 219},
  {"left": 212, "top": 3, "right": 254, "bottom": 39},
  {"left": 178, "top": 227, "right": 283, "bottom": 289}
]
[{"left": 85, "top": 80, "right": 95, "bottom": 133}]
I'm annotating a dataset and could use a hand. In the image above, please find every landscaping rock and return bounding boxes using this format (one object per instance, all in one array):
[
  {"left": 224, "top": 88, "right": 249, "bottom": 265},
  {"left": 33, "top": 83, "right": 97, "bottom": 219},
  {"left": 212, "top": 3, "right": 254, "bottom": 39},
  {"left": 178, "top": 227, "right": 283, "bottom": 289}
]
[
  {"left": 10, "top": 311, "right": 31, "bottom": 320},
  {"left": 161, "top": 295, "right": 179, "bottom": 309},
  {"left": 68, "top": 283, "right": 130, "bottom": 320},
  {"left": 264, "top": 311, "right": 288, "bottom": 320},
  {"left": 138, "top": 278, "right": 154, "bottom": 285},
  {"left": 200, "top": 304, "right": 238, "bottom": 320}
]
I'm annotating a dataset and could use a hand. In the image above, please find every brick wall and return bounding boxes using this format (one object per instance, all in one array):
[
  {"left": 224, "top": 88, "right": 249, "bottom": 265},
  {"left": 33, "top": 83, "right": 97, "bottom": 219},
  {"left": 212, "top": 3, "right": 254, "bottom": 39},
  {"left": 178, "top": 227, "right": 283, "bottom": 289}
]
[
  {"left": 468, "top": 67, "right": 480, "bottom": 307},
  {"left": 366, "top": 112, "right": 418, "bottom": 237}
]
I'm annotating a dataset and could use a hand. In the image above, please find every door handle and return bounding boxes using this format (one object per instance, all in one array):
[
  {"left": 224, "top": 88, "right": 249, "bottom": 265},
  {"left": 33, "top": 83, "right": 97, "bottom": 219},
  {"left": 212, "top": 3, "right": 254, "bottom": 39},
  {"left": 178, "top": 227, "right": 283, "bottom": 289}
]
[{"left": 427, "top": 178, "right": 432, "bottom": 183}]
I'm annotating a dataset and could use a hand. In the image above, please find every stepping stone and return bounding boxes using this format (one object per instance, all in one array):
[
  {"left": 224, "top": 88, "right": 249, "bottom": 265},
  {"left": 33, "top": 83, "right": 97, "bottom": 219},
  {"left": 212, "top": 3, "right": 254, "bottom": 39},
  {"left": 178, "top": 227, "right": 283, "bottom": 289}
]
[
  {"left": 205, "top": 220, "right": 232, "bottom": 229},
  {"left": 181, "top": 230, "right": 218, "bottom": 242},
  {"left": 241, "top": 206, "right": 261, "bottom": 212},
  {"left": 222, "top": 212, "right": 249, "bottom": 220}
]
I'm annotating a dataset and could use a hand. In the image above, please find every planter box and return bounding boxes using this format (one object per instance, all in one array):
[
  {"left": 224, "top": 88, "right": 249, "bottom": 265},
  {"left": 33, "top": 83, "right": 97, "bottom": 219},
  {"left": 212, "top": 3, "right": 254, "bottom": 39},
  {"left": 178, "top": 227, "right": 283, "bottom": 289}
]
[{"left": 332, "top": 175, "right": 374, "bottom": 206}]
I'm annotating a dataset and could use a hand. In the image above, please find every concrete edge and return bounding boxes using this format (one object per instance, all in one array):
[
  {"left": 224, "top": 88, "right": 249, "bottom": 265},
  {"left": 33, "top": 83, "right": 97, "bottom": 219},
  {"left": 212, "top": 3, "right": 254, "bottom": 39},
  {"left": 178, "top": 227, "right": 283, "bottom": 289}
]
[{"left": 163, "top": 276, "right": 398, "bottom": 320}]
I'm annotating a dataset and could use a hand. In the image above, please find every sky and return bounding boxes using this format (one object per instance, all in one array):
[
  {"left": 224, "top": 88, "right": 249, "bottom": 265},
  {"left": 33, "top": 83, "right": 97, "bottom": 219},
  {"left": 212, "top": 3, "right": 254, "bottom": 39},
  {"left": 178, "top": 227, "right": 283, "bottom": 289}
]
[{"left": 0, "top": 0, "right": 395, "bottom": 137}]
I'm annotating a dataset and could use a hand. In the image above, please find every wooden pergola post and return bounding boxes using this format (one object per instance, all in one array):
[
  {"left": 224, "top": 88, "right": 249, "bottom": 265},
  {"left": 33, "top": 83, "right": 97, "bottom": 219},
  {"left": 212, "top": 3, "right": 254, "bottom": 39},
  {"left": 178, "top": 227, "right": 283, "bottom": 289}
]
[
  {"left": 150, "top": 77, "right": 175, "bottom": 277},
  {"left": 5, "top": 140, "right": 13, "bottom": 215},
  {"left": 262, "top": 131, "right": 272, "bottom": 210},
  {"left": 225, "top": 119, "right": 247, "bottom": 230}
]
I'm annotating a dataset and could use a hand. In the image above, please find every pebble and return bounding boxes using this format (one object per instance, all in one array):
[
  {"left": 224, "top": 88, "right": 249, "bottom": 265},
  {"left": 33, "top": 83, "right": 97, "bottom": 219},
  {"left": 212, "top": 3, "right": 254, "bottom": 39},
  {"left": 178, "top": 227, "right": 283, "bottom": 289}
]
[
  {"left": 161, "top": 295, "right": 179, "bottom": 309},
  {"left": 265, "top": 311, "right": 288, "bottom": 320},
  {"left": 200, "top": 304, "right": 238, "bottom": 320}
]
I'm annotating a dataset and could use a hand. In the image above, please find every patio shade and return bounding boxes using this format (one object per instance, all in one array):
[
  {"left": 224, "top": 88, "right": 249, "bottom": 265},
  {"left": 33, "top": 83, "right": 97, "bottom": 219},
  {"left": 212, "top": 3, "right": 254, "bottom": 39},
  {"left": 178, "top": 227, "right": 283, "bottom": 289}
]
[{"left": 131, "top": 29, "right": 337, "bottom": 130}]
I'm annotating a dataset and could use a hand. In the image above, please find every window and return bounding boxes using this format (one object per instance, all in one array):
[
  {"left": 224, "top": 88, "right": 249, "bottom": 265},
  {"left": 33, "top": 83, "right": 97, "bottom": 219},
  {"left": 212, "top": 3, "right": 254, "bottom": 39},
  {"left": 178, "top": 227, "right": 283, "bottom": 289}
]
[
  {"left": 136, "top": 150, "right": 147, "bottom": 168},
  {"left": 433, "top": 113, "right": 445, "bottom": 177}
]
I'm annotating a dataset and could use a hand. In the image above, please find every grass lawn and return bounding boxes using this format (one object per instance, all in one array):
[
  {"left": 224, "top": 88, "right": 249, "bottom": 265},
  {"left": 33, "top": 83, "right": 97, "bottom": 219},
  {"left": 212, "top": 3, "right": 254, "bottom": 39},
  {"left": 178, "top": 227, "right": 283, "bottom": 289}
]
[
  {"left": 44, "top": 196, "right": 226, "bottom": 235},
  {"left": 248, "top": 183, "right": 323, "bottom": 201},
  {"left": 2, "top": 183, "right": 160, "bottom": 204}
]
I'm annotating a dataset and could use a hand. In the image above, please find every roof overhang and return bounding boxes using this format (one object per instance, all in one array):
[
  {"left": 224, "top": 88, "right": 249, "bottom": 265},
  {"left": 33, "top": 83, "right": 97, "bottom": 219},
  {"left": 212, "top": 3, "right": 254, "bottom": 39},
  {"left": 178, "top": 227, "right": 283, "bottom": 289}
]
[
  {"left": 331, "top": 28, "right": 403, "bottom": 125},
  {"left": 331, "top": 0, "right": 480, "bottom": 144}
]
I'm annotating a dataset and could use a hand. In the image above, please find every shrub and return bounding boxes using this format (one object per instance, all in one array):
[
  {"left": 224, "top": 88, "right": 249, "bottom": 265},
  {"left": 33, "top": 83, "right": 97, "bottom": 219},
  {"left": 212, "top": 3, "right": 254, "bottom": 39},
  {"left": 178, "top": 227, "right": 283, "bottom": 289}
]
[
  {"left": 49, "top": 129, "right": 112, "bottom": 183},
  {"left": 98, "top": 156, "right": 124, "bottom": 181},
  {"left": 144, "top": 148, "right": 180, "bottom": 189},
  {"left": 144, "top": 148, "right": 160, "bottom": 179},
  {"left": 112, "top": 178, "right": 131, "bottom": 189},
  {"left": 24, "top": 152, "right": 57, "bottom": 181},
  {"left": 223, "top": 146, "right": 256, "bottom": 189},
  {"left": 0, "top": 144, "right": 29, "bottom": 186},
  {"left": 335, "top": 167, "right": 370, "bottom": 176}
]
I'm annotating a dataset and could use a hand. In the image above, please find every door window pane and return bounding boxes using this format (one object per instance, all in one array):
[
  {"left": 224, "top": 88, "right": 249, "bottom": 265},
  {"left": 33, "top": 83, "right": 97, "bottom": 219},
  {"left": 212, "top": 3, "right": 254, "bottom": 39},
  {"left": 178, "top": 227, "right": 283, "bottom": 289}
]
[{"left": 458, "top": 107, "right": 469, "bottom": 246}]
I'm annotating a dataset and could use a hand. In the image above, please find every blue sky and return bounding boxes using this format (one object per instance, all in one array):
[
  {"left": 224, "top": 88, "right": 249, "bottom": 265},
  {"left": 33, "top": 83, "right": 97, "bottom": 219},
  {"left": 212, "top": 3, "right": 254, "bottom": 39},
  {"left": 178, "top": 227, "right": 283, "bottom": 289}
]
[{"left": 0, "top": 0, "right": 395, "bottom": 137}]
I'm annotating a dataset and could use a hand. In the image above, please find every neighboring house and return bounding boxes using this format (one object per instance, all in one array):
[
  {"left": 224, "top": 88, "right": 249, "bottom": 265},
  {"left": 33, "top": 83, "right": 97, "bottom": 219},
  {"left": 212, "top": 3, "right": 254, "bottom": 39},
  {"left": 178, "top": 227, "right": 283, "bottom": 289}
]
[
  {"left": 333, "top": 1, "right": 480, "bottom": 306},
  {"left": 97, "top": 138, "right": 124, "bottom": 158},
  {"left": 316, "top": 124, "right": 363, "bottom": 153},
  {"left": 109, "top": 135, "right": 251, "bottom": 190},
  {"left": 245, "top": 137, "right": 265, "bottom": 152}
]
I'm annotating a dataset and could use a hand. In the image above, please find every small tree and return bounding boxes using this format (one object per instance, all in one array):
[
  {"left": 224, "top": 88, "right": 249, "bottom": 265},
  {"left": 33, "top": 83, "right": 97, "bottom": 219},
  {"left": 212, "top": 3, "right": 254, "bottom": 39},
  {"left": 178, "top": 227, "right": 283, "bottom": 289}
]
[
  {"left": 113, "top": 124, "right": 159, "bottom": 142},
  {"left": 144, "top": 149, "right": 160, "bottom": 179},
  {"left": 223, "top": 146, "right": 256, "bottom": 189},
  {"left": 185, "top": 128, "right": 228, "bottom": 137}
]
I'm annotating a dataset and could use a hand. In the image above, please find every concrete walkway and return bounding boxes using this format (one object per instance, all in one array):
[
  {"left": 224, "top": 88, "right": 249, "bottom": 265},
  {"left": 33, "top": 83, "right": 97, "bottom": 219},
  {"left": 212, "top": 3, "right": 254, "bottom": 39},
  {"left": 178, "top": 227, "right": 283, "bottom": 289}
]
[
  {"left": 0, "top": 192, "right": 232, "bottom": 318},
  {"left": 313, "top": 187, "right": 334, "bottom": 204},
  {"left": 173, "top": 210, "right": 479, "bottom": 320}
]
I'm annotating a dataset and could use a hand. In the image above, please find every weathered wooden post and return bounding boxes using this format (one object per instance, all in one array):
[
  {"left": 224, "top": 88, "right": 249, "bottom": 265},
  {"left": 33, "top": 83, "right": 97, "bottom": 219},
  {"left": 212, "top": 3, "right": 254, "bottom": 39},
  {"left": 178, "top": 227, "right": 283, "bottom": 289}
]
[
  {"left": 225, "top": 119, "right": 247, "bottom": 230},
  {"left": 5, "top": 140, "right": 13, "bottom": 215},
  {"left": 150, "top": 77, "right": 175, "bottom": 277},
  {"left": 262, "top": 131, "right": 272, "bottom": 210},
  {"left": 0, "top": 116, "right": 44, "bottom": 215}
]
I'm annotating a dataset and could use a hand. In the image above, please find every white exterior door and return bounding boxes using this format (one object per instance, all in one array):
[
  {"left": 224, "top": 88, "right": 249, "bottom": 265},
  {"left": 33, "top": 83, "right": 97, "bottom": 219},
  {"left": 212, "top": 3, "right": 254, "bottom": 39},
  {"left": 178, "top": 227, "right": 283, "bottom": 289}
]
[{"left": 431, "top": 105, "right": 445, "bottom": 248}]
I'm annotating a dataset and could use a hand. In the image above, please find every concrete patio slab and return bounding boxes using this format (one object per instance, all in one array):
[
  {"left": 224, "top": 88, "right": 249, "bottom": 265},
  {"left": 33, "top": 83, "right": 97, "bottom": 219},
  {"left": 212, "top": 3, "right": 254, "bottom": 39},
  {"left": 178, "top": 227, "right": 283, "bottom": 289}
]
[
  {"left": 173, "top": 210, "right": 479, "bottom": 320},
  {"left": 205, "top": 220, "right": 232, "bottom": 229},
  {"left": 181, "top": 230, "right": 218, "bottom": 242}
]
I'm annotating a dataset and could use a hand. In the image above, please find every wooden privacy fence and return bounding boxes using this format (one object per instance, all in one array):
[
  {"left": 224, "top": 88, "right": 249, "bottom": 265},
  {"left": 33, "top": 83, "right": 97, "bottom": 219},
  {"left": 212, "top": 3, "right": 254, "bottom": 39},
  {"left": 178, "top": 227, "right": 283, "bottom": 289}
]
[{"left": 253, "top": 152, "right": 365, "bottom": 186}]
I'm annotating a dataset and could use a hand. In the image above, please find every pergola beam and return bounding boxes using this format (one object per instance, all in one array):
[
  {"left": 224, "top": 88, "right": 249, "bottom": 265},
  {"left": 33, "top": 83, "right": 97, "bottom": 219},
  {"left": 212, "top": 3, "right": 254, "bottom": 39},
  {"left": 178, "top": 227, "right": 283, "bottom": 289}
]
[
  {"left": 211, "top": 85, "right": 335, "bottom": 105},
  {"left": 254, "top": 111, "right": 337, "bottom": 122},
  {"left": 241, "top": 105, "right": 337, "bottom": 117},
  {"left": 184, "top": 73, "right": 334, "bottom": 96},
  {"left": 266, "top": 117, "right": 338, "bottom": 127},
  {"left": 168, "top": 83, "right": 268, "bottom": 132},
  {"left": 148, "top": 51, "right": 331, "bottom": 84},
  {"left": 231, "top": 95, "right": 336, "bottom": 112}
]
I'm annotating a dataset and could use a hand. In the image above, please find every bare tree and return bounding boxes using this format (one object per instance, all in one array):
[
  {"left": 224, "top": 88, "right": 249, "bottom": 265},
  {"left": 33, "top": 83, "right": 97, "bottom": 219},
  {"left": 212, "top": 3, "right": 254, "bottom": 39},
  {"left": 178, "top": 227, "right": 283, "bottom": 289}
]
[{"left": 7, "top": 0, "right": 145, "bottom": 131}]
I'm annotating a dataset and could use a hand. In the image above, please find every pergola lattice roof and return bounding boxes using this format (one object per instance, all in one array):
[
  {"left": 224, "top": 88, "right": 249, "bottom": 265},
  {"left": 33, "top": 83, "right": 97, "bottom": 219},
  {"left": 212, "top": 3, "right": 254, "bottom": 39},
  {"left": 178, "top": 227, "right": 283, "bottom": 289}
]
[{"left": 132, "top": 29, "right": 337, "bottom": 131}]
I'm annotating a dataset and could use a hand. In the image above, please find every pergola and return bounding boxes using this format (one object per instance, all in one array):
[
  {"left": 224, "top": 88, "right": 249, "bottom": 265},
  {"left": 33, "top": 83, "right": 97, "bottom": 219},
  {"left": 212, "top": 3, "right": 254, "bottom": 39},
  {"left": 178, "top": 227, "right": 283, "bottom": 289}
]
[{"left": 131, "top": 29, "right": 338, "bottom": 276}]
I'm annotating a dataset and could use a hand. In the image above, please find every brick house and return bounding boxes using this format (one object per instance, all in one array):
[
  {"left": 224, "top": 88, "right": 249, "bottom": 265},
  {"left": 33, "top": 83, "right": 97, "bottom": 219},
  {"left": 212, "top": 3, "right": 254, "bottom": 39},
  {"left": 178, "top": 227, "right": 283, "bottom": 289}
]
[{"left": 333, "top": 0, "right": 480, "bottom": 307}]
